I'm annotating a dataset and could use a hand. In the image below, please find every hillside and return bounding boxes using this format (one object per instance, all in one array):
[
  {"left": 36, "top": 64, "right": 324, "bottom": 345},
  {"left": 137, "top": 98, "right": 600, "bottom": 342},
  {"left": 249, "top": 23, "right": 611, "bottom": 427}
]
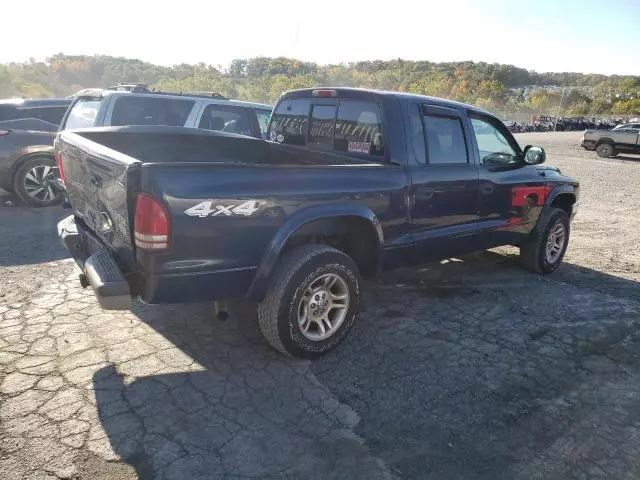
[{"left": 1, "top": 54, "right": 639, "bottom": 116}]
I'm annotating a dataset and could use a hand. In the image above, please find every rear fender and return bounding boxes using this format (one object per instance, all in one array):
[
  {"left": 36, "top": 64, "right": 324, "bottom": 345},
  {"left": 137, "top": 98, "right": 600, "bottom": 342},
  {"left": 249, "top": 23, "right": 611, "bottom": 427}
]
[{"left": 246, "top": 203, "right": 383, "bottom": 301}]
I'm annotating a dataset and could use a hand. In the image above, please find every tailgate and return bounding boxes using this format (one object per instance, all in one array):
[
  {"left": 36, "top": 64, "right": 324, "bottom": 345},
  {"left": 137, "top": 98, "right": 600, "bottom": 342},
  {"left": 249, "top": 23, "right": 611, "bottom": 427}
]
[{"left": 57, "top": 130, "right": 140, "bottom": 266}]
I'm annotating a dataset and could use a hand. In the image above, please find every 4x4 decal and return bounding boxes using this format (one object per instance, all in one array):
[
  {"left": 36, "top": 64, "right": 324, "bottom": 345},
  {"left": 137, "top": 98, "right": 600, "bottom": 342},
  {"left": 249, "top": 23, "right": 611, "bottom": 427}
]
[{"left": 185, "top": 200, "right": 261, "bottom": 218}]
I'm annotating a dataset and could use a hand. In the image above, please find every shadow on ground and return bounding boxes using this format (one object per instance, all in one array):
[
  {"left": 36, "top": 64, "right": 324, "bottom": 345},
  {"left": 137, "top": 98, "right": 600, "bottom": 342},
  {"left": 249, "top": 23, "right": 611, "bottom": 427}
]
[
  {"left": 0, "top": 189, "right": 68, "bottom": 266},
  {"left": 93, "top": 251, "right": 640, "bottom": 479}
]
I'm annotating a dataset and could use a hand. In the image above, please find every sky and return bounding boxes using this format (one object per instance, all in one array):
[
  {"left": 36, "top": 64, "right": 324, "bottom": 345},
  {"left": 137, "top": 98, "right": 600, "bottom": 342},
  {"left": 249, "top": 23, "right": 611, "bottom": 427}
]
[{"left": 2, "top": 0, "right": 640, "bottom": 75}]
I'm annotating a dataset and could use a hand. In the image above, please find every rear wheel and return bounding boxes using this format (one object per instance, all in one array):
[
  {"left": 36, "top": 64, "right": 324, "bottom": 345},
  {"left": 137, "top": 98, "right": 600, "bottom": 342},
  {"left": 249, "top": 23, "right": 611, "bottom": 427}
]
[
  {"left": 13, "top": 156, "right": 63, "bottom": 207},
  {"left": 596, "top": 142, "right": 616, "bottom": 158},
  {"left": 520, "top": 208, "right": 570, "bottom": 274},
  {"left": 257, "top": 245, "right": 361, "bottom": 359}
]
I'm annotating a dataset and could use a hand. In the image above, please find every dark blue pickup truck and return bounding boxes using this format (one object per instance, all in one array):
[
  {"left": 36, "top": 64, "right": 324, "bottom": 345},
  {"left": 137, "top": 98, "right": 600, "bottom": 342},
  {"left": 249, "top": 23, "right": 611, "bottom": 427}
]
[{"left": 56, "top": 87, "right": 579, "bottom": 358}]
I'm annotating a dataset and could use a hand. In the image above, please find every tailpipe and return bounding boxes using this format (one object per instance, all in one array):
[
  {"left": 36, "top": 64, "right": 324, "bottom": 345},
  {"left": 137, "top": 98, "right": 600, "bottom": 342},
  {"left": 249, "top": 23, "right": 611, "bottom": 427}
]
[{"left": 213, "top": 301, "right": 229, "bottom": 321}]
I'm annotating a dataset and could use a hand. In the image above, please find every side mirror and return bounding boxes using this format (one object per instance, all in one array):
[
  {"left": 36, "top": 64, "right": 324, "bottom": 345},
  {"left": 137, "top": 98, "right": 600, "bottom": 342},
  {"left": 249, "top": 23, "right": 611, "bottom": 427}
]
[{"left": 523, "top": 145, "right": 546, "bottom": 165}]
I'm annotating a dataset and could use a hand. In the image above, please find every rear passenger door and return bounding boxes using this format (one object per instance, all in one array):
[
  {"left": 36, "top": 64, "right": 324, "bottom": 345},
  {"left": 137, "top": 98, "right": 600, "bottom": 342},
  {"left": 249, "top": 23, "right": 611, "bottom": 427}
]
[
  {"left": 198, "top": 104, "right": 257, "bottom": 138},
  {"left": 407, "top": 104, "right": 480, "bottom": 259}
]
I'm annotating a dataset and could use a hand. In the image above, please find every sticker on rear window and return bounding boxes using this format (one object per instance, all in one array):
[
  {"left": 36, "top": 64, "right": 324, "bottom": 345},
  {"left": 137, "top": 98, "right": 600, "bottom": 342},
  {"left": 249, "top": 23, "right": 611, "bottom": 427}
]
[
  {"left": 348, "top": 141, "right": 371, "bottom": 154},
  {"left": 269, "top": 129, "right": 277, "bottom": 141}
]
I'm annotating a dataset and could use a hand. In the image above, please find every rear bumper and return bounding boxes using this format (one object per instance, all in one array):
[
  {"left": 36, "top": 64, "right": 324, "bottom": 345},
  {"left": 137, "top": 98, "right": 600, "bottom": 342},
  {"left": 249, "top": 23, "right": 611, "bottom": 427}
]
[
  {"left": 58, "top": 215, "right": 256, "bottom": 308},
  {"left": 58, "top": 216, "right": 132, "bottom": 310}
]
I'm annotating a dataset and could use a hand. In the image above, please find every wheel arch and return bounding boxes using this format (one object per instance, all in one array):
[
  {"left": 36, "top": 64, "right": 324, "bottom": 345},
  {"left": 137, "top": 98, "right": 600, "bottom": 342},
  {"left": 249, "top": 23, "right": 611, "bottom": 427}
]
[
  {"left": 595, "top": 137, "right": 615, "bottom": 146},
  {"left": 246, "top": 203, "right": 383, "bottom": 301},
  {"left": 544, "top": 185, "right": 577, "bottom": 219}
]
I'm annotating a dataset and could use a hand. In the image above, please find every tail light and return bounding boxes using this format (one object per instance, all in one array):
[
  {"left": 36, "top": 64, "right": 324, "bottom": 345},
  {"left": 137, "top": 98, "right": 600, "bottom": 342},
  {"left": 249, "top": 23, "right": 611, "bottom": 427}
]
[
  {"left": 134, "top": 193, "right": 170, "bottom": 251},
  {"left": 54, "top": 151, "right": 65, "bottom": 185},
  {"left": 0, "top": 129, "right": 9, "bottom": 136}
]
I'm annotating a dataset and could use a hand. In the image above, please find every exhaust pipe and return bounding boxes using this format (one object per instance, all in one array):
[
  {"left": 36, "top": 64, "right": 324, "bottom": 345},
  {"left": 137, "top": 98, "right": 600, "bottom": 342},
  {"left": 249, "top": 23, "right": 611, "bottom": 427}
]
[{"left": 213, "top": 301, "right": 229, "bottom": 321}]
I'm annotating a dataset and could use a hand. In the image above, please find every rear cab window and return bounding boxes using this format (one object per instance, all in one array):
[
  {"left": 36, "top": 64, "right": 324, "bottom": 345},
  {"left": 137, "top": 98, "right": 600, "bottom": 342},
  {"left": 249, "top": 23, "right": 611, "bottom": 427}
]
[
  {"left": 268, "top": 96, "right": 386, "bottom": 159},
  {"left": 269, "top": 99, "right": 310, "bottom": 146},
  {"left": 335, "top": 101, "right": 385, "bottom": 157}
]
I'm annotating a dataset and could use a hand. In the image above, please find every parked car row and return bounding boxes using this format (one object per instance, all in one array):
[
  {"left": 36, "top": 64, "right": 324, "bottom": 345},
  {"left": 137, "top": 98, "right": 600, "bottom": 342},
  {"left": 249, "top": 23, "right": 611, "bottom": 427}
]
[
  {"left": 0, "top": 87, "right": 272, "bottom": 207},
  {"left": 503, "top": 116, "right": 634, "bottom": 133}
]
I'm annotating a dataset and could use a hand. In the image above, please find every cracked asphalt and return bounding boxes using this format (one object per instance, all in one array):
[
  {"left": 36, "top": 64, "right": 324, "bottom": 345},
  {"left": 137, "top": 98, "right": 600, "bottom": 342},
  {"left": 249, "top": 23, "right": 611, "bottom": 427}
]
[{"left": 1, "top": 131, "right": 639, "bottom": 480}]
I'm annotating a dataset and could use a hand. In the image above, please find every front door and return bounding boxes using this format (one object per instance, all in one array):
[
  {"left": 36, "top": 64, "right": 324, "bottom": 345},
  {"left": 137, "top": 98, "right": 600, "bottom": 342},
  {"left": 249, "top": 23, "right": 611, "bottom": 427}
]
[
  {"left": 407, "top": 104, "right": 480, "bottom": 262},
  {"left": 469, "top": 114, "right": 548, "bottom": 247}
]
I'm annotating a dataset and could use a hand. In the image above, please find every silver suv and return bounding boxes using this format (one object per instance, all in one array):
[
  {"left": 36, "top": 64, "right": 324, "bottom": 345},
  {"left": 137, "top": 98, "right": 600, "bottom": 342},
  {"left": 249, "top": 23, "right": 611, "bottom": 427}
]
[{"left": 61, "top": 89, "right": 273, "bottom": 139}]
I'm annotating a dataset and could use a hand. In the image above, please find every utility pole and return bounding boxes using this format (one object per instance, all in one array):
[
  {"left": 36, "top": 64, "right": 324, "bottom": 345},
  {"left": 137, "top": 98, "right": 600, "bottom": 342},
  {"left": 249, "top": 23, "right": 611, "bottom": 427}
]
[{"left": 558, "top": 86, "right": 566, "bottom": 117}]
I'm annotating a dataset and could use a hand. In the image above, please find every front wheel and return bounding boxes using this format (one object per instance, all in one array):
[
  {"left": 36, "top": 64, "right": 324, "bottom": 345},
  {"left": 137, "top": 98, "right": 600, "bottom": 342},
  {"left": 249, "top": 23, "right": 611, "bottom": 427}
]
[
  {"left": 257, "top": 245, "right": 361, "bottom": 359},
  {"left": 520, "top": 208, "right": 570, "bottom": 274},
  {"left": 13, "top": 156, "right": 63, "bottom": 207}
]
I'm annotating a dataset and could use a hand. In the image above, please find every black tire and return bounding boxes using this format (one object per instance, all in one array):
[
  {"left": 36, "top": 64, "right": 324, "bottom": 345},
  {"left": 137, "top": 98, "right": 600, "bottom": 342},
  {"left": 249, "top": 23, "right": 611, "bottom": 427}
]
[
  {"left": 257, "top": 244, "right": 361, "bottom": 359},
  {"left": 13, "top": 156, "right": 63, "bottom": 207},
  {"left": 596, "top": 142, "right": 616, "bottom": 158},
  {"left": 520, "top": 208, "right": 570, "bottom": 274}
]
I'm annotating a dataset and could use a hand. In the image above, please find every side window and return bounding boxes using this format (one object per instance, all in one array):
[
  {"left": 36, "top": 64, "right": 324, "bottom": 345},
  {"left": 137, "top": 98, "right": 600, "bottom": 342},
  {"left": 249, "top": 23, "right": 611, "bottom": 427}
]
[
  {"left": 64, "top": 99, "right": 103, "bottom": 130},
  {"left": 111, "top": 97, "right": 194, "bottom": 127},
  {"left": 422, "top": 114, "right": 468, "bottom": 164},
  {"left": 255, "top": 109, "right": 271, "bottom": 139},
  {"left": 0, "top": 105, "right": 18, "bottom": 122},
  {"left": 38, "top": 106, "right": 69, "bottom": 126},
  {"left": 470, "top": 117, "right": 517, "bottom": 165},
  {"left": 268, "top": 99, "right": 309, "bottom": 145},
  {"left": 199, "top": 105, "right": 252, "bottom": 136},
  {"left": 334, "top": 101, "right": 385, "bottom": 157},
  {"left": 308, "top": 105, "right": 336, "bottom": 149}
]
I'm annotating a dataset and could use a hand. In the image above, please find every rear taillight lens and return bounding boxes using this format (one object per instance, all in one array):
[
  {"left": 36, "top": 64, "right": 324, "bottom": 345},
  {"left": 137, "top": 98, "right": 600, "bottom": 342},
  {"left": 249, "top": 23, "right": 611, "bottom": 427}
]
[
  {"left": 134, "top": 193, "right": 170, "bottom": 251},
  {"left": 0, "top": 129, "right": 9, "bottom": 136},
  {"left": 54, "top": 151, "right": 65, "bottom": 185}
]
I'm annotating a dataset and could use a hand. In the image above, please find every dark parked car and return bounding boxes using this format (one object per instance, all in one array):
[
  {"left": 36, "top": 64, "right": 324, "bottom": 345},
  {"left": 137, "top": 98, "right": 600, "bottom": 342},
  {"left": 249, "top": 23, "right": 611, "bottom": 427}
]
[
  {"left": 56, "top": 87, "right": 579, "bottom": 358},
  {"left": 0, "top": 97, "right": 72, "bottom": 206}
]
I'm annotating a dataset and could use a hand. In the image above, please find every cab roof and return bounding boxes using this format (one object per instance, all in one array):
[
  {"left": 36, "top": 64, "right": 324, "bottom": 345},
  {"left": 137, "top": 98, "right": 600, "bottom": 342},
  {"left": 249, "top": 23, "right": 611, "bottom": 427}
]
[{"left": 280, "top": 87, "right": 494, "bottom": 117}]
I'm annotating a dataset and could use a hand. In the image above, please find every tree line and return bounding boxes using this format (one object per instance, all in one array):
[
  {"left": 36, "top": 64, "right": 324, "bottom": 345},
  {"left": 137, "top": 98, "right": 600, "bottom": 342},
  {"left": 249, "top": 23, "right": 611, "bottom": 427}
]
[{"left": 1, "top": 54, "right": 639, "bottom": 117}]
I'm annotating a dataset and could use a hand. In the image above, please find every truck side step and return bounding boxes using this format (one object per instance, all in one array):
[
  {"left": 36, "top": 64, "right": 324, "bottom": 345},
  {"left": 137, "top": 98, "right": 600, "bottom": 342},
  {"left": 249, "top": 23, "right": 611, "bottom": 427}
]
[{"left": 84, "top": 249, "right": 132, "bottom": 310}]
